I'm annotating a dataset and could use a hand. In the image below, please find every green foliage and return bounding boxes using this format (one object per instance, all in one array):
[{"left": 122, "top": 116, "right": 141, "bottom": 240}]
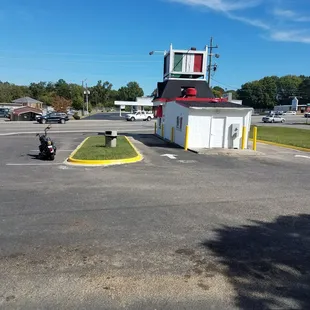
[
  {"left": 55, "top": 79, "right": 71, "bottom": 99},
  {"left": 89, "top": 80, "right": 113, "bottom": 108},
  {"left": 118, "top": 81, "right": 144, "bottom": 101},
  {"left": 72, "top": 136, "right": 137, "bottom": 160},
  {"left": 70, "top": 84, "right": 84, "bottom": 110},
  {"left": 0, "top": 81, "right": 30, "bottom": 102},
  {"left": 249, "top": 126, "right": 310, "bottom": 149},
  {"left": 237, "top": 75, "right": 309, "bottom": 109},
  {"left": 212, "top": 86, "right": 224, "bottom": 97},
  {"left": 299, "top": 78, "right": 310, "bottom": 100},
  {"left": 212, "top": 89, "right": 222, "bottom": 98},
  {"left": 0, "top": 79, "right": 144, "bottom": 110}
]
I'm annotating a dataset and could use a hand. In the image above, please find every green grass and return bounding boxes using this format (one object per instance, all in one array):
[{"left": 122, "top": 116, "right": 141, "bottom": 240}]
[
  {"left": 72, "top": 136, "right": 137, "bottom": 160},
  {"left": 250, "top": 126, "right": 310, "bottom": 149}
]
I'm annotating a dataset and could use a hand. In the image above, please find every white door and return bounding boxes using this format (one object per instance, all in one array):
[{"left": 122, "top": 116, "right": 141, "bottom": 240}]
[{"left": 210, "top": 118, "right": 225, "bottom": 148}]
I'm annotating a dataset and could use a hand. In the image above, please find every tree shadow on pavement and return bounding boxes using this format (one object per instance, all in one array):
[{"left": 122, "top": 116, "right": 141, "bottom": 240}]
[{"left": 203, "top": 214, "right": 310, "bottom": 310}]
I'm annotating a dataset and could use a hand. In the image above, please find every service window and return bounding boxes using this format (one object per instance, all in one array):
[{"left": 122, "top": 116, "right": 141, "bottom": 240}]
[{"left": 176, "top": 116, "right": 183, "bottom": 130}]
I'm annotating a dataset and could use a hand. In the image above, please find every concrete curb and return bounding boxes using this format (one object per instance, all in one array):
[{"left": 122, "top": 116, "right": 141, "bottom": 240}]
[
  {"left": 250, "top": 138, "right": 310, "bottom": 152},
  {"left": 67, "top": 136, "right": 143, "bottom": 166}
]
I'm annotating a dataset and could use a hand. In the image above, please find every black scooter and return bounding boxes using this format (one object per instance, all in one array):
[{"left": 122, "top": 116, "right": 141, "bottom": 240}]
[{"left": 36, "top": 126, "right": 57, "bottom": 160}]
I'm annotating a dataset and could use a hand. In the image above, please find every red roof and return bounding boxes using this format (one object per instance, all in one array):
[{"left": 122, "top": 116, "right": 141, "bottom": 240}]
[
  {"left": 153, "top": 97, "right": 229, "bottom": 103},
  {"left": 13, "top": 107, "right": 42, "bottom": 116}
]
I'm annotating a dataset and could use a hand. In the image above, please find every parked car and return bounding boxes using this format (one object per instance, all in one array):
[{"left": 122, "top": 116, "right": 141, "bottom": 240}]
[
  {"left": 0, "top": 108, "right": 10, "bottom": 118},
  {"left": 262, "top": 115, "right": 285, "bottom": 123},
  {"left": 304, "top": 112, "right": 310, "bottom": 118},
  {"left": 283, "top": 111, "right": 296, "bottom": 115},
  {"left": 275, "top": 111, "right": 284, "bottom": 115},
  {"left": 126, "top": 111, "right": 154, "bottom": 121},
  {"left": 37, "top": 112, "right": 69, "bottom": 124}
]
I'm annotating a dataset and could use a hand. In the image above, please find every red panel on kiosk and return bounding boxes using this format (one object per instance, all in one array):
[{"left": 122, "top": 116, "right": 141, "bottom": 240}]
[{"left": 155, "top": 105, "right": 163, "bottom": 118}]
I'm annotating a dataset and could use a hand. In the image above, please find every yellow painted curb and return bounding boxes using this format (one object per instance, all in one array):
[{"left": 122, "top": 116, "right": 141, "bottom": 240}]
[
  {"left": 67, "top": 136, "right": 143, "bottom": 165},
  {"left": 249, "top": 138, "right": 310, "bottom": 152}
]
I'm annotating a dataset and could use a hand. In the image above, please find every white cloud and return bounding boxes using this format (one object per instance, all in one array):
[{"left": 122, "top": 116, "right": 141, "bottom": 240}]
[
  {"left": 273, "top": 8, "right": 310, "bottom": 22},
  {"left": 226, "top": 12, "right": 270, "bottom": 30},
  {"left": 169, "top": 0, "right": 261, "bottom": 12},
  {"left": 167, "top": 0, "right": 310, "bottom": 44},
  {"left": 270, "top": 30, "right": 310, "bottom": 43}
]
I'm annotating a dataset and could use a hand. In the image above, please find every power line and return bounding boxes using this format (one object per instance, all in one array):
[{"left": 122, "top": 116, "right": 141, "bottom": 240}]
[
  {"left": 211, "top": 78, "right": 239, "bottom": 90},
  {"left": 0, "top": 50, "right": 150, "bottom": 58},
  {"left": 0, "top": 56, "right": 161, "bottom": 64}
]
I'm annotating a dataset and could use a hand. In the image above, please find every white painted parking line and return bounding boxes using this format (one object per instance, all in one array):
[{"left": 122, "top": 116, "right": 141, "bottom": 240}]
[
  {"left": 295, "top": 155, "right": 310, "bottom": 159},
  {"left": 6, "top": 163, "right": 63, "bottom": 166},
  {"left": 30, "top": 150, "right": 74, "bottom": 152},
  {"left": 177, "top": 160, "right": 197, "bottom": 163}
]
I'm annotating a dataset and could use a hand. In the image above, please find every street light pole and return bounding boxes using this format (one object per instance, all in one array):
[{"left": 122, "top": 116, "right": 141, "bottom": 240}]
[
  {"left": 86, "top": 82, "right": 89, "bottom": 114},
  {"left": 82, "top": 79, "right": 87, "bottom": 116}
]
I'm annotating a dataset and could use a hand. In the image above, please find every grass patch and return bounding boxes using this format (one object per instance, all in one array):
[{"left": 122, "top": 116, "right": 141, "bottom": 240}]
[
  {"left": 250, "top": 126, "right": 310, "bottom": 149},
  {"left": 72, "top": 136, "right": 137, "bottom": 160}
]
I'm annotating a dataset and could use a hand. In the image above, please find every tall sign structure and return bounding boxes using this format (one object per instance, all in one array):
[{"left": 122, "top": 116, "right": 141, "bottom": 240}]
[
  {"left": 152, "top": 44, "right": 218, "bottom": 102},
  {"left": 162, "top": 44, "right": 208, "bottom": 81}
]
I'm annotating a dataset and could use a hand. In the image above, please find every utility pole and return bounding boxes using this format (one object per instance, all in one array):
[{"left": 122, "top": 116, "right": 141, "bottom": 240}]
[
  {"left": 85, "top": 82, "right": 89, "bottom": 115},
  {"left": 207, "top": 37, "right": 220, "bottom": 87}
]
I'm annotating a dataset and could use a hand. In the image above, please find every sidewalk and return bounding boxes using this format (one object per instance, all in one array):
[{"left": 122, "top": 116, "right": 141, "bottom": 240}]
[{"left": 249, "top": 141, "right": 310, "bottom": 161}]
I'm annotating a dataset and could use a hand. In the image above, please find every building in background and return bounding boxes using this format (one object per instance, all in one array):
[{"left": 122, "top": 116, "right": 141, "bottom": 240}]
[
  {"left": 114, "top": 97, "right": 154, "bottom": 116},
  {"left": 10, "top": 107, "right": 42, "bottom": 121},
  {"left": 12, "top": 97, "right": 43, "bottom": 110}
]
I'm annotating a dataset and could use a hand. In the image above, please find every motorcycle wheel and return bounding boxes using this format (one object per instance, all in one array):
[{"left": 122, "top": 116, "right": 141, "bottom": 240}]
[{"left": 50, "top": 154, "right": 55, "bottom": 161}]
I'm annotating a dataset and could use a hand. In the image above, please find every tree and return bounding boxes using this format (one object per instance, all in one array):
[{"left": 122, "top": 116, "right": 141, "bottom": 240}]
[
  {"left": 126, "top": 81, "right": 144, "bottom": 100},
  {"left": 118, "top": 81, "right": 144, "bottom": 101},
  {"left": 237, "top": 81, "right": 267, "bottom": 109},
  {"left": 118, "top": 86, "right": 129, "bottom": 101},
  {"left": 29, "top": 82, "right": 47, "bottom": 99},
  {"left": 299, "top": 77, "right": 310, "bottom": 100},
  {"left": 70, "top": 84, "right": 84, "bottom": 110},
  {"left": 277, "top": 75, "right": 303, "bottom": 99},
  {"left": 52, "top": 95, "right": 72, "bottom": 113},
  {"left": 212, "top": 86, "right": 224, "bottom": 97},
  {"left": 212, "top": 89, "right": 222, "bottom": 98},
  {"left": 55, "top": 79, "right": 71, "bottom": 99},
  {"left": 90, "top": 80, "right": 113, "bottom": 108},
  {"left": 236, "top": 75, "right": 305, "bottom": 109}
]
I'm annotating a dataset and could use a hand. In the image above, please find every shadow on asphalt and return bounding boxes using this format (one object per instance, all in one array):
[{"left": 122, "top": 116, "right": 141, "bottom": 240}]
[
  {"left": 27, "top": 154, "right": 43, "bottom": 160},
  {"left": 117, "top": 133, "right": 181, "bottom": 149},
  {"left": 203, "top": 214, "right": 310, "bottom": 309}
]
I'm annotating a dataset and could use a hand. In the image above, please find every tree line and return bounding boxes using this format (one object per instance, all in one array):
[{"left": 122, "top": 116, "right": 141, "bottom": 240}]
[
  {"left": 2, "top": 74, "right": 310, "bottom": 112},
  {"left": 0, "top": 79, "right": 144, "bottom": 112},
  {"left": 212, "top": 75, "right": 310, "bottom": 109}
]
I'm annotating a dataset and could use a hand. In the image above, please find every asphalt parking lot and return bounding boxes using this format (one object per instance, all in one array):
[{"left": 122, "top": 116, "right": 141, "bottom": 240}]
[{"left": 1, "top": 133, "right": 310, "bottom": 309}]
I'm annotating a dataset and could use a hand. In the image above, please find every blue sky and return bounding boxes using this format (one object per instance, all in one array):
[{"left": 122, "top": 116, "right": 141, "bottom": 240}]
[{"left": 1, "top": 0, "right": 310, "bottom": 95}]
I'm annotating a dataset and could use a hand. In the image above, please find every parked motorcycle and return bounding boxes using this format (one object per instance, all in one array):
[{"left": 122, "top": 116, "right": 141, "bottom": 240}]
[{"left": 36, "top": 125, "right": 57, "bottom": 160}]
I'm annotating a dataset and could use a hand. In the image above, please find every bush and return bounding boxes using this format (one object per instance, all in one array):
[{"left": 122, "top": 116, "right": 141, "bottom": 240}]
[{"left": 73, "top": 112, "right": 80, "bottom": 120}]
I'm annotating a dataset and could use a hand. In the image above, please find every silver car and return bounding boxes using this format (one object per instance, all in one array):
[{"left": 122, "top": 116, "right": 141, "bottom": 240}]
[{"left": 262, "top": 115, "right": 285, "bottom": 123}]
